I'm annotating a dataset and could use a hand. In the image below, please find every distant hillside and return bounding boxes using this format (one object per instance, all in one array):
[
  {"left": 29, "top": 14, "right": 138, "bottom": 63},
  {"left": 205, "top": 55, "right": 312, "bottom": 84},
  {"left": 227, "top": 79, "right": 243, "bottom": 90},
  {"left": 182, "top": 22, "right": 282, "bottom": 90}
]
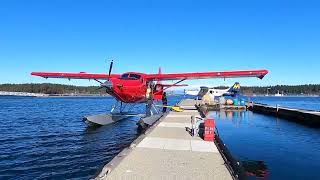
[
  {"left": 0, "top": 83, "right": 320, "bottom": 95},
  {"left": 241, "top": 84, "right": 320, "bottom": 95},
  {"left": 0, "top": 83, "right": 105, "bottom": 94}
]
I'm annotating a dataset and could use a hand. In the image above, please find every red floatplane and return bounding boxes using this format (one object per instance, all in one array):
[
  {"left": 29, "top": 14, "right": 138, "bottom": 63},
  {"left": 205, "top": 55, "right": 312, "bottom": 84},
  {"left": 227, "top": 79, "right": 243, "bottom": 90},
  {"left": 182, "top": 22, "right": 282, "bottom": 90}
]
[{"left": 31, "top": 61, "right": 268, "bottom": 126}]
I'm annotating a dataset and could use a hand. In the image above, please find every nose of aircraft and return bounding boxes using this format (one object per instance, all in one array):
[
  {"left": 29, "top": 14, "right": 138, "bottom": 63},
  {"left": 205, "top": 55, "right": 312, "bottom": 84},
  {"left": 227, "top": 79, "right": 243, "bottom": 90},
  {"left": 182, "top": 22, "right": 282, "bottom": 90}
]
[{"left": 101, "top": 80, "right": 113, "bottom": 89}]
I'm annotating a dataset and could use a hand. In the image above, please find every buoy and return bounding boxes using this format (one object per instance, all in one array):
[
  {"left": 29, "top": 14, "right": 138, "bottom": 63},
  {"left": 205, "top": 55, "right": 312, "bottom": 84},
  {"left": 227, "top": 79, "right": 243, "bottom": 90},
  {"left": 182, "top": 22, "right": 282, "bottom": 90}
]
[
  {"left": 226, "top": 99, "right": 233, "bottom": 105},
  {"left": 240, "top": 99, "right": 246, "bottom": 106},
  {"left": 233, "top": 98, "right": 239, "bottom": 106}
]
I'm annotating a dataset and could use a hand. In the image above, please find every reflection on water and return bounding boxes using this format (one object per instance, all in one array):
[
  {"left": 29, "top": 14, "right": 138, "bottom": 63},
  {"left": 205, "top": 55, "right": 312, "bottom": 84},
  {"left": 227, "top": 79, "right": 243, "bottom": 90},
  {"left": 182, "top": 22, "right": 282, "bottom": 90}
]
[
  {"left": 242, "top": 160, "right": 268, "bottom": 178},
  {"left": 218, "top": 110, "right": 251, "bottom": 127},
  {"left": 215, "top": 128, "right": 269, "bottom": 180},
  {"left": 215, "top": 110, "right": 269, "bottom": 179},
  {"left": 210, "top": 109, "right": 320, "bottom": 180}
]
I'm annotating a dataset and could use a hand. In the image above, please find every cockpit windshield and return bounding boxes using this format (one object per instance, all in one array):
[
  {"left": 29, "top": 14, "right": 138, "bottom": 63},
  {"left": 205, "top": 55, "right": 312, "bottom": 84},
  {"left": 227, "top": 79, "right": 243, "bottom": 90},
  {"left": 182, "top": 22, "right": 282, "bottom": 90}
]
[
  {"left": 120, "top": 73, "right": 130, "bottom": 79},
  {"left": 120, "top": 73, "right": 141, "bottom": 80},
  {"left": 130, "top": 74, "right": 141, "bottom": 80}
]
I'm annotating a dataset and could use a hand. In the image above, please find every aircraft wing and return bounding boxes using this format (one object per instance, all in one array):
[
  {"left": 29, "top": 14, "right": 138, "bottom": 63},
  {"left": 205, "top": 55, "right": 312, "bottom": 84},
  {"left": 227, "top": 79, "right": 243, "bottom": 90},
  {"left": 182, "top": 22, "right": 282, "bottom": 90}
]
[
  {"left": 31, "top": 72, "right": 121, "bottom": 80},
  {"left": 146, "top": 69, "right": 268, "bottom": 81}
]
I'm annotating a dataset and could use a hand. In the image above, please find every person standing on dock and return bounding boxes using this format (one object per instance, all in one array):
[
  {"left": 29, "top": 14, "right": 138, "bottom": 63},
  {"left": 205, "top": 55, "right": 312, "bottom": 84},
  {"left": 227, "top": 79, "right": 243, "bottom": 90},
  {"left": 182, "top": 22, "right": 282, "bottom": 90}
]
[{"left": 162, "top": 92, "right": 168, "bottom": 112}]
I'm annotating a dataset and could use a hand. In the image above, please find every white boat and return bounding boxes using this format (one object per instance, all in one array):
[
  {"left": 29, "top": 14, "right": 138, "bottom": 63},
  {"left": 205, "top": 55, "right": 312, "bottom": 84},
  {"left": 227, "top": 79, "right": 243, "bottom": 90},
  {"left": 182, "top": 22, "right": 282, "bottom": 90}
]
[
  {"left": 185, "top": 82, "right": 241, "bottom": 98},
  {"left": 274, "top": 90, "right": 284, "bottom": 97}
]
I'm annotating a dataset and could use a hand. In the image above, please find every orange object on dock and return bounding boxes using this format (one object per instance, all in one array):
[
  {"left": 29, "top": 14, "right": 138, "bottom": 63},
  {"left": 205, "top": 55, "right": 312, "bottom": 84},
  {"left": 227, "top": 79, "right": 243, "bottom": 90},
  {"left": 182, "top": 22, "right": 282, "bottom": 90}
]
[{"left": 204, "top": 118, "right": 215, "bottom": 141}]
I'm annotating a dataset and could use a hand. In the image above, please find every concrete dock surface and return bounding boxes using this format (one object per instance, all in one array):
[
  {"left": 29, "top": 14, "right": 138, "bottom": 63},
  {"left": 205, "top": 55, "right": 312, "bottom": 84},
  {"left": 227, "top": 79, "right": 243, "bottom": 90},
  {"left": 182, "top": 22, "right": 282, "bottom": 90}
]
[{"left": 96, "top": 99, "right": 233, "bottom": 180}]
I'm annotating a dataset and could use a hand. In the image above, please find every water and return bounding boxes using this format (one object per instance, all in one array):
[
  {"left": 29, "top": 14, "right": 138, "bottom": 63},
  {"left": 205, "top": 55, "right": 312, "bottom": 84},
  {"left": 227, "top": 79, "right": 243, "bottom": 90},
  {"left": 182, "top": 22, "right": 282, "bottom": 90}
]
[
  {"left": 1, "top": 96, "right": 319, "bottom": 180},
  {"left": 0, "top": 95, "right": 185, "bottom": 180},
  {"left": 250, "top": 96, "right": 320, "bottom": 111},
  {"left": 210, "top": 103, "right": 320, "bottom": 179}
]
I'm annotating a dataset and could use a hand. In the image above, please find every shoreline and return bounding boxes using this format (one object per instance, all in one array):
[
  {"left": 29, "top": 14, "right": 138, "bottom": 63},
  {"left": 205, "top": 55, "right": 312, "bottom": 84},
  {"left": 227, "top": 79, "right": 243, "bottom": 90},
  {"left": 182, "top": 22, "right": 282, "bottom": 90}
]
[{"left": 0, "top": 91, "right": 111, "bottom": 98}]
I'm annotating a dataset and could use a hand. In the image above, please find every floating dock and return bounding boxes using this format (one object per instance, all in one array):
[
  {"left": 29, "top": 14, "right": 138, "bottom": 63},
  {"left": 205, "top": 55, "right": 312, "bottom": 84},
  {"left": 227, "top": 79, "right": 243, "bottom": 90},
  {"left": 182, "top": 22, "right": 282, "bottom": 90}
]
[
  {"left": 248, "top": 103, "right": 320, "bottom": 127},
  {"left": 95, "top": 99, "right": 233, "bottom": 180}
]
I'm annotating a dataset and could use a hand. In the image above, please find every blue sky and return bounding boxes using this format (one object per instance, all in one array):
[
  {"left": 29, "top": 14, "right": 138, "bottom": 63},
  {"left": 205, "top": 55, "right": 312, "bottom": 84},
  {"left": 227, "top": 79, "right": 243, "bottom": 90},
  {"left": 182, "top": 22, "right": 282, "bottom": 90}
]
[{"left": 0, "top": 0, "right": 319, "bottom": 87}]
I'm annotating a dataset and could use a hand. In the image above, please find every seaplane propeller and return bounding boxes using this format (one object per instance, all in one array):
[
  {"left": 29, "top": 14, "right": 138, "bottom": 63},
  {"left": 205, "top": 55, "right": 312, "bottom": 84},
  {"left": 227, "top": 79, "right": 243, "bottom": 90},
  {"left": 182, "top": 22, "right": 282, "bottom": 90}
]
[
  {"left": 107, "top": 59, "right": 113, "bottom": 81},
  {"left": 97, "top": 60, "right": 114, "bottom": 91}
]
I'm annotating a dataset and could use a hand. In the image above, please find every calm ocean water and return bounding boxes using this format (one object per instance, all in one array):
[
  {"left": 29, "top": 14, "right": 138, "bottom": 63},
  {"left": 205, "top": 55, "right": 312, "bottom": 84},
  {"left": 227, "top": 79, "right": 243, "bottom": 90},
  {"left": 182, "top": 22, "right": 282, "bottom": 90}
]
[
  {"left": 210, "top": 96, "right": 320, "bottom": 180},
  {"left": 1, "top": 95, "right": 319, "bottom": 180},
  {"left": 0, "top": 96, "right": 184, "bottom": 180},
  {"left": 250, "top": 96, "right": 320, "bottom": 111}
]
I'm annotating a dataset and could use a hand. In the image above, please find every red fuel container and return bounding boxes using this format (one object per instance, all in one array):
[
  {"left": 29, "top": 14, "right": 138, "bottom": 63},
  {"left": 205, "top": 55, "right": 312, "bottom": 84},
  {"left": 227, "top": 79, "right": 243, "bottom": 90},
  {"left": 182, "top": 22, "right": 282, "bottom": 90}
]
[{"left": 204, "top": 119, "right": 215, "bottom": 141}]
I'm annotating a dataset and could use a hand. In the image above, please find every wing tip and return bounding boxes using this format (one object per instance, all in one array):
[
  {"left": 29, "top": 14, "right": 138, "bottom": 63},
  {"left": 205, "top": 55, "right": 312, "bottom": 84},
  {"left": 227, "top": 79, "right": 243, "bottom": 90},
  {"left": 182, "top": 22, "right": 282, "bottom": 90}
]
[
  {"left": 258, "top": 69, "right": 269, "bottom": 79},
  {"left": 31, "top": 72, "right": 38, "bottom": 76}
]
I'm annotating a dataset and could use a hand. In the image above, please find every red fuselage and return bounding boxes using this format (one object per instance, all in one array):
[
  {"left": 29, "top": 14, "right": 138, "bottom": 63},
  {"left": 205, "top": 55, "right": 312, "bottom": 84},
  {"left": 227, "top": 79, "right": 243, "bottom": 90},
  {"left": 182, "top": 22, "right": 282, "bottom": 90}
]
[{"left": 108, "top": 72, "right": 154, "bottom": 103}]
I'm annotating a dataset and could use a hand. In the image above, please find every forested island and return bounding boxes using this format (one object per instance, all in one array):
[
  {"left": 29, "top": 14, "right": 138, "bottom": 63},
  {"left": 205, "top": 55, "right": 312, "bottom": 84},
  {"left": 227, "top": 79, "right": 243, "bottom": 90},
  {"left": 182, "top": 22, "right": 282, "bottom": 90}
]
[
  {"left": 0, "top": 83, "right": 320, "bottom": 95},
  {"left": 241, "top": 84, "right": 320, "bottom": 95},
  {"left": 0, "top": 83, "right": 105, "bottom": 95}
]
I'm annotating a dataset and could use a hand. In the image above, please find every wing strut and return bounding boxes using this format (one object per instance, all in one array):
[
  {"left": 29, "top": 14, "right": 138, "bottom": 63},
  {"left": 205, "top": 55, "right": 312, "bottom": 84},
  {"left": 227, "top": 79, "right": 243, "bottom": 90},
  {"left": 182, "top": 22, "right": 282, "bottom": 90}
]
[{"left": 154, "top": 78, "right": 187, "bottom": 95}]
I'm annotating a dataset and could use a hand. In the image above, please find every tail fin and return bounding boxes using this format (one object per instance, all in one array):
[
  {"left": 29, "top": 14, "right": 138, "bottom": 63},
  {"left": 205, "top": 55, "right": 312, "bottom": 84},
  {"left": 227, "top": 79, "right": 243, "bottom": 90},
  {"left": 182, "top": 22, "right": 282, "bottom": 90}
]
[{"left": 227, "top": 82, "right": 241, "bottom": 93}]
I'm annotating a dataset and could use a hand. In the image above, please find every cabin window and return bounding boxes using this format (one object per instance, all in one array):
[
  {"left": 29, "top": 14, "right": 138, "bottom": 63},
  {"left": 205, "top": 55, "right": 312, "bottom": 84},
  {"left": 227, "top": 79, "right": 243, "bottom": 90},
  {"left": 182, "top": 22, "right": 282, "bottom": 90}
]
[
  {"left": 120, "top": 73, "right": 141, "bottom": 80},
  {"left": 130, "top": 74, "right": 141, "bottom": 80},
  {"left": 209, "top": 90, "right": 213, "bottom": 94},
  {"left": 120, "top": 73, "right": 130, "bottom": 79}
]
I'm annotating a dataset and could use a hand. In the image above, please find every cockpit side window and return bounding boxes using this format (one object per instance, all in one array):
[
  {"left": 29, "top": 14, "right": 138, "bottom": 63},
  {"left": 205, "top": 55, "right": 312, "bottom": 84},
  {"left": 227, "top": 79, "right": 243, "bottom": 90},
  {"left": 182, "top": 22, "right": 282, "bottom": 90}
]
[
  {"left": 120, "top": 73, "right": 141, "bottom": 80},
  {"left": 120, "top": 73, "right": 130, "bottom": 79},
  {"left": 130, "top": 74, "right": 141, "bottom": 80}
]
